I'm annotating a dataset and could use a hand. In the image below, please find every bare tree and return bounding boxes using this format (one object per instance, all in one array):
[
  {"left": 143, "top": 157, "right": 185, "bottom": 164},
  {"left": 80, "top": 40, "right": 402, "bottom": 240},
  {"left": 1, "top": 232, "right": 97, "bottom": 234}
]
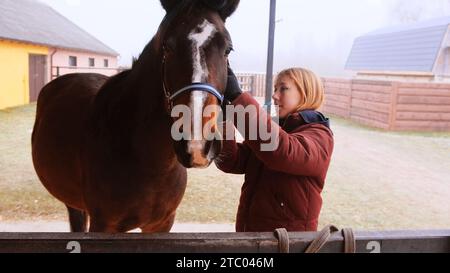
[{"left": 389, "top": 0, "right": 450, "bottom": 24}]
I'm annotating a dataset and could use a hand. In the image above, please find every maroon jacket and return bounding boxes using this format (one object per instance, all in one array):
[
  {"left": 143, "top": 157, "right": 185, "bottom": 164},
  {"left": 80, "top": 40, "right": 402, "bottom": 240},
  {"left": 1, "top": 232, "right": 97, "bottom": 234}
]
[{"left": 215, "top": 93, "right": 334, "bottom": 232}]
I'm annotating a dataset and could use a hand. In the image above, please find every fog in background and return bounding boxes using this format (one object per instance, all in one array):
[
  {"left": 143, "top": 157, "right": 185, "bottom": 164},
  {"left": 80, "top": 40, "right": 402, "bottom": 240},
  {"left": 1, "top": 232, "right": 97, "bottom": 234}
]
[{"left": 39, "top": 0, "right": 450, "bottom": 77}]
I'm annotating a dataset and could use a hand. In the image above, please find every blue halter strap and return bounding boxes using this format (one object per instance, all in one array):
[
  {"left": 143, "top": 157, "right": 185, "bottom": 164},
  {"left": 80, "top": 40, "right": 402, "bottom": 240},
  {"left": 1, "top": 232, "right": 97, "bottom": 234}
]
[
  {"left": 161, "top": 51, "right": 224, "bottom": 111},
  {"left": 169, "top": 83, "right": 224, "bottom": 104}
]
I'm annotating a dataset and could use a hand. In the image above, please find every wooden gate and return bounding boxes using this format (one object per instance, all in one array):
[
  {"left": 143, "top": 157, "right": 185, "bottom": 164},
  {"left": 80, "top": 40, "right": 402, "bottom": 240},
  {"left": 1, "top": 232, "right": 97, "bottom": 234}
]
[{"left": 28, "top": 54, "right": 47, "bottom": 102}]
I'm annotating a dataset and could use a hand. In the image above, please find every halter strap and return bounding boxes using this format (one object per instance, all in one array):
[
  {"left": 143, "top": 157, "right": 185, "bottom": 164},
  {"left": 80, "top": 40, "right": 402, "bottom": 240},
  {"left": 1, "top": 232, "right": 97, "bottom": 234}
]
[{"left": 169, "top": 83, "right": 224, "bottom": 104}]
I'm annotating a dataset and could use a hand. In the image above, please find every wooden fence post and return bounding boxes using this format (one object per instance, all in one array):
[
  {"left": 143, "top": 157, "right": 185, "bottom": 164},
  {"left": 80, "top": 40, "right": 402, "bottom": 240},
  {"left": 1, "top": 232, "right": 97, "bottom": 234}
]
[
  {"left": 348, "top": 79, "right": 354, "bottom": 119},
  {"left": 389, "top": 82, "right": 399, "bottom": 130}
]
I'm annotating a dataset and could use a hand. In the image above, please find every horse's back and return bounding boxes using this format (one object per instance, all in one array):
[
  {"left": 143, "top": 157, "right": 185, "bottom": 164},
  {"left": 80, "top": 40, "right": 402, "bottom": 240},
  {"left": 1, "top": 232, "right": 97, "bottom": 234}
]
[
  {"left": 32, "top": 73, "right": 108, "bottom": 209},
  {"left": 35, "top": 73, "right": 107, "bottom": 119}
]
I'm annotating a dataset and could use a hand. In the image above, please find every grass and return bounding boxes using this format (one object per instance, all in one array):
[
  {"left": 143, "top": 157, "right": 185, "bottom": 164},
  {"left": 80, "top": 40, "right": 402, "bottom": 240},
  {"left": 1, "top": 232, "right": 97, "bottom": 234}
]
[
  {"left": 0, "top": 103, "right": 243, "bottom": 223},
  {"left": 1, "top": 103, "right": 449, "bottom": 231}
]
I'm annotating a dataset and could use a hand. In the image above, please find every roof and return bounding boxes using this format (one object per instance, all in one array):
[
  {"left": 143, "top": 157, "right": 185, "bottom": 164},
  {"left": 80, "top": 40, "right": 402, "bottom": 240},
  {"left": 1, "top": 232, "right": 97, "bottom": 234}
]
[
  {"left": 345, "top": 17, "right": 450, "bottom": 72},
  {"left": 0, "top": 0, "right": 119, "bottom": 56}
]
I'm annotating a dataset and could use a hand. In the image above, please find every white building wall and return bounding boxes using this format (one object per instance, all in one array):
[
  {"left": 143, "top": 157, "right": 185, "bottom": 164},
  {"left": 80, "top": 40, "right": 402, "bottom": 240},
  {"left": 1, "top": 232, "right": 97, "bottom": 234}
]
[{"left": 49, "top": 48, "right": 119, "bottom": 80}]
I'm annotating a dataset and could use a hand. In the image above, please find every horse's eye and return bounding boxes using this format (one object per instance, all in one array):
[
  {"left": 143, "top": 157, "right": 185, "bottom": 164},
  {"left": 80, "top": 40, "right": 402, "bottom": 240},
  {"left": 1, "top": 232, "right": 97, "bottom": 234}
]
[{"left": 225, "top": 47, "right": 234, "bottom": 57}]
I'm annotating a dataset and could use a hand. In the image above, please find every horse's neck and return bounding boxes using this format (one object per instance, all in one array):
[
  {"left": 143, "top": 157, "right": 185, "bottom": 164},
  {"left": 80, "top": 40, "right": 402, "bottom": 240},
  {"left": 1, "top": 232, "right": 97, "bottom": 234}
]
[
  {"left": 129, "top": 56, "right": 166, "bottom": 118},
  {"left": 91, "top": 48, "right": 170, "bottom": 142},
  {"left": 117, "top": 68, "right": 176, "bottom": 166}
]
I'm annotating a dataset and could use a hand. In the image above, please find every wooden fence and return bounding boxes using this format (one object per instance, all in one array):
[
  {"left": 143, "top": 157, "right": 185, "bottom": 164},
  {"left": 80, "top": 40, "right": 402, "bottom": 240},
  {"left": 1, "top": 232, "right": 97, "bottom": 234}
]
[
  {"left": 51, "top": 65, "right": 119, "bottom": 80},
  {"left": 323, "top": 78, "right": 450, "bottom": 131},
  {"left": 0, "top": 230, "right": 449, "bottom": 253},
  {"left": 236, "top": 73, "right": 450, "bottom": 131},
  {"left": 236, "top": 72, "right": 267, "bottom": 97}
]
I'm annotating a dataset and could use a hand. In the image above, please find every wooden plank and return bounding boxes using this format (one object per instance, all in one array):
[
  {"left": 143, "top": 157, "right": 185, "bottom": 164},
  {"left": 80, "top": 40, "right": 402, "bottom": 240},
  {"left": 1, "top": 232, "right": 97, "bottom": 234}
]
[
  {"left": 395, "top": 120, "right": 450, "bottom": 130},
  {"left": 322, "top": 106, "right": 350, "bottom": 118},
  {"left": 349, "top": 80, "right": 354, "bottom": 117},
  {"left": 352, "top": 84, "right": 393, "bottom": 94},
  {"left": 324, "top": 99, "right": 349, "bottom": 110},
  {"left": 389, "top": 82, "right": 399, "bottom": 130},
  {"left": 323, "top": 82, "right": 352, "bottom": 90},
  {"left": 324, "top": 87, "right": 351, "bottom": 96},
  {"left": 396, "top": 104, "right": 450, "bottom": 112},
  {"left": 324, "top": 93, "right": 351, "bottom": 103},
  {"left": 0, "top": 230, "right": 448, "bottom": 253},
  {"left": 352, "top": 90, "right": 392, "bottom": 103},
  {"left": 399, "top": 82, "right": 450, "bottom": 89},
  {"left": 351, "top": 99, "right": 391, "bottom": 114},
  {"left": 323, "top": 81, "right": 351, "bottom": 87},
  {"left": 351, "top": 107, "right": 390, "bottom": 123},
  {"left": 28, "top": 54, "right": 47, "bottom": 103},
  {"left": 322, "top": 78, "right": 352, "bottom": 85},
  {"left": 398, "top": 95, "right": 450, "bottom": 105},
  {"left": 396, "top": 112, "right": 450, "bottom": 121},
  {"left": 398, "top": 88, "right": 450, "bottom": 97},
  {"left": 323, "top": 102, "right": 349, "bottom": 111}
]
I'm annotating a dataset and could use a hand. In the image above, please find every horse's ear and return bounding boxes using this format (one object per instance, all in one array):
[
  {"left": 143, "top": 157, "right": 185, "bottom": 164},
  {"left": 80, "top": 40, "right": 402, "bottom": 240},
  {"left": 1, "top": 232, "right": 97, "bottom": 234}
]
[
  {"left": 160, "top": 0, "right": 179, "bottom": 13},
  {"left": 219, "top": 0, "right": 240, "bottom": 21}
]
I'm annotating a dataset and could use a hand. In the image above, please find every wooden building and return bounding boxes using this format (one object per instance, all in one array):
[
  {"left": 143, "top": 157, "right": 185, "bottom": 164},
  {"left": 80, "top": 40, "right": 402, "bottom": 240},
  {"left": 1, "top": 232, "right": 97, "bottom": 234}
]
[
  {"left": 346, "top": 17, "right": 450, "bottom": 82},
  {"left": 0, "top": 0, "right": 119, "bottom": 109}
]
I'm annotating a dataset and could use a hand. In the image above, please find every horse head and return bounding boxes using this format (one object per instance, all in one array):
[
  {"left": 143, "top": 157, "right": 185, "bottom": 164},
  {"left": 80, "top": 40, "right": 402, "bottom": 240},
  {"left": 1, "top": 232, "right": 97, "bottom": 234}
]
[{"left": 158, "top": 0, "right": 240, "bottom": 168}]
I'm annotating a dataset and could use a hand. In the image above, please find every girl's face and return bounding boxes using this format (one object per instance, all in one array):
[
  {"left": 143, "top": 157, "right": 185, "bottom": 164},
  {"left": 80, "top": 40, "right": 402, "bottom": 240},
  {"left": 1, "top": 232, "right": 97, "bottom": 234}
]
[{"left": 272, "top": 75, "right": 302, "bottom": 119}]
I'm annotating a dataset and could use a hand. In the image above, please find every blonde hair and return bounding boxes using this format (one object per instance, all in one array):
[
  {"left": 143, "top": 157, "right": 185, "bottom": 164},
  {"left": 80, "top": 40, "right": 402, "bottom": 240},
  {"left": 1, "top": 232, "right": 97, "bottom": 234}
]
[{"left": 276, "top": 67, "right": 324, "bottom": 111}]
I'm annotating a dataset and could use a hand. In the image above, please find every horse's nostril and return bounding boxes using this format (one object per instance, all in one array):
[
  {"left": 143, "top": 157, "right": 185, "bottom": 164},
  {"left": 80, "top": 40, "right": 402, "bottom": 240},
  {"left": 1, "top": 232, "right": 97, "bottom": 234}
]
[{"left": 185, "top": 140, "right": 211, "bottom": 168}]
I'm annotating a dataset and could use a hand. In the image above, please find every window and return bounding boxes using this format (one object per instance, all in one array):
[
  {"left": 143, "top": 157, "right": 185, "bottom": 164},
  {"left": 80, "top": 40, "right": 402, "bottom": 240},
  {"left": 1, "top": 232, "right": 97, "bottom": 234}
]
[
  {"left": 69, "top": 56, "right": 77, "bottom": 67},
  {"left": 104, "top": 59, "right": 109, "bottom": 68},
  {"left": 89, "top": 58, "right": 95, "bottom": 67}
]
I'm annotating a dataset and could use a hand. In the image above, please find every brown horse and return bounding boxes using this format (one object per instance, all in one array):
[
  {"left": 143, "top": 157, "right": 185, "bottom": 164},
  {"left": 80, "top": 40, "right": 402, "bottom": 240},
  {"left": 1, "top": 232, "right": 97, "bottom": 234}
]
[{"left": 31, "top": 0, "right": 240, "bottom": 233}]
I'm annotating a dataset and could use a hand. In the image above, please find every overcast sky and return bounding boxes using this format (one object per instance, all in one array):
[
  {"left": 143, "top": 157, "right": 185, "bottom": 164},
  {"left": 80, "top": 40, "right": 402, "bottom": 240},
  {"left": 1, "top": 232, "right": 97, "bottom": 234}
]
[{"left": 39, "top": 0, "right": 450, "bottom": 77}]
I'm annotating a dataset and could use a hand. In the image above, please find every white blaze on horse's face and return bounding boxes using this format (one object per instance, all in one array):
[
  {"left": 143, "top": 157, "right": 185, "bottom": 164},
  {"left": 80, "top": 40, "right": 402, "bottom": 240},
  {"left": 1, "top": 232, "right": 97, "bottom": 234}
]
[
  {"left": 187, "top": 19, "right": 218, "bottom": 167},
  {"left": 189, "top": 19, "right": 217, "bottom": 82}
]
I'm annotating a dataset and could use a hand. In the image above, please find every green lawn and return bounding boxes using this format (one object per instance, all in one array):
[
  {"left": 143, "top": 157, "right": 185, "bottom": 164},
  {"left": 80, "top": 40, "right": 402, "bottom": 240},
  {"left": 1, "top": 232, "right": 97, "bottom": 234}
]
[{"left": 1, "top": 103, "right": 449, "bottom": 230}]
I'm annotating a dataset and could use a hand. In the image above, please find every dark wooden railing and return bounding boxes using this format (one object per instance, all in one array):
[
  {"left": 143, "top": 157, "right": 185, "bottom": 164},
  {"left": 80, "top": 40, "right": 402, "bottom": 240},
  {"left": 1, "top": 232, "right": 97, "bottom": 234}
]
[{"left": 0, "top": 230, "right": 448, "bottom": 253}]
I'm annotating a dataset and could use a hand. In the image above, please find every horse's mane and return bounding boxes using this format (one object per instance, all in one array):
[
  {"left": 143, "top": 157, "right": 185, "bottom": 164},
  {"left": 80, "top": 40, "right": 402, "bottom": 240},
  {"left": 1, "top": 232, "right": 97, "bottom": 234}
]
[{"left": 158, "top": 0, "right": 229, "bottom": 34}]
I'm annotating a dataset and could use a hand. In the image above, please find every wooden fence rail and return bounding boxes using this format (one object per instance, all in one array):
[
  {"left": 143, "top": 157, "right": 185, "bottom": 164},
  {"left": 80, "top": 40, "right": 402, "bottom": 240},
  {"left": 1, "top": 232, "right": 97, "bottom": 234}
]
[
  {"left": 235, "top": 73, "right": 450, "bottom": 131},
  {"left": 0, "top": 230, "right": 448, "bottom": 253},
  {"left": 321, "top": 78, "right": 450, "bottom": 131}
]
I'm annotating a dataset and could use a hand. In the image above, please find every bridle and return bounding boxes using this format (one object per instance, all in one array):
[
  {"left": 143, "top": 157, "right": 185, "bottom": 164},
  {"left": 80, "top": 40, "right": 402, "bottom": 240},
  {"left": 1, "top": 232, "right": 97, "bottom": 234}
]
[{"left": 161, "top": 46, "right": 224, "bottom": 113}]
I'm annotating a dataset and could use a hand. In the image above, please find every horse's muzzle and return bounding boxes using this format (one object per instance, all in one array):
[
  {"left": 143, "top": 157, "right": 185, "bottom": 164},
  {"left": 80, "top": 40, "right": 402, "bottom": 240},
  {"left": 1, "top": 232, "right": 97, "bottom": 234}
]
[{"left": 174, "top": 138, "right": 222, "bottom": 168}]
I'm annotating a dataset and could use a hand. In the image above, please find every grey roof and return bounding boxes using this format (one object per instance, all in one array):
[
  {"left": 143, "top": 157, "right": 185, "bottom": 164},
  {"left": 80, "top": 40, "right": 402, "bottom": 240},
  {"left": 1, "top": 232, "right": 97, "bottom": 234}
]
[
  {"left": 345, "top": 17, "right": 450, "bottom": 72},
  {"left": 0, "top": 0, "right": 119, "bottom": 56}
]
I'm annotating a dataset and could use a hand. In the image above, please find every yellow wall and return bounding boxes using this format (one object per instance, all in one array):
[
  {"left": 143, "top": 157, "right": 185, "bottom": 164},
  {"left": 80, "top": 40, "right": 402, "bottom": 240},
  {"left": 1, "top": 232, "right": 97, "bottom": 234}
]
[{"left": 0, "top": 40, "right": 48, "bottom": 109}]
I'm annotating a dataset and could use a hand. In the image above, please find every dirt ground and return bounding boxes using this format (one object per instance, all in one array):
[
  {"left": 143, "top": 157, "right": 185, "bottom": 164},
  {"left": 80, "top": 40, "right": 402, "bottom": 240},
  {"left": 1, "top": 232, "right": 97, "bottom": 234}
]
[
  {"left": 0, "top": 103, "right": 449, "bottom": 232},
  {"left": 320, "top": 118, "right": 450, "bottom": 230}
]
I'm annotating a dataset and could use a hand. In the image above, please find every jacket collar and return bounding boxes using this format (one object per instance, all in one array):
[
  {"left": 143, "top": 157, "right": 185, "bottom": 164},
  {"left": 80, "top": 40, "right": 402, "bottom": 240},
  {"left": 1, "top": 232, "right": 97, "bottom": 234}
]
[{"left": 278, "top": 110, "right": 330, "bottom": 132}]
